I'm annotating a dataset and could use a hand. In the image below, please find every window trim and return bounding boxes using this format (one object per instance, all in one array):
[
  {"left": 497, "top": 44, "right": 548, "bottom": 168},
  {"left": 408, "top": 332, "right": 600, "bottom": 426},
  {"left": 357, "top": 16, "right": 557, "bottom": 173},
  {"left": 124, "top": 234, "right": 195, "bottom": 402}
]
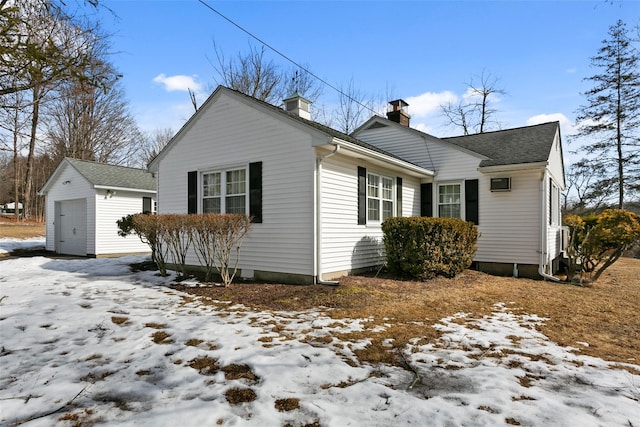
[
  {"left": 200, "top": 165, "right": 249, "bottom": 214},
  {"left": 366, "top": 171, "right": 394, "bottom": 224}
]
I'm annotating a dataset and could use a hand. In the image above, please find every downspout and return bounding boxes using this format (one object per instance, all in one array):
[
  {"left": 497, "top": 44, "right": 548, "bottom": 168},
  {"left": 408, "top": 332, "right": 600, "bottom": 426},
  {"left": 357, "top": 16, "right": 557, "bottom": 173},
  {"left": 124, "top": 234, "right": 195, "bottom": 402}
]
[
  {"left": 315, "top": 143, "right": 341, "bottom": 285},
  {"left": 539, "top": 171, "right": 560, "bottom": 282}
]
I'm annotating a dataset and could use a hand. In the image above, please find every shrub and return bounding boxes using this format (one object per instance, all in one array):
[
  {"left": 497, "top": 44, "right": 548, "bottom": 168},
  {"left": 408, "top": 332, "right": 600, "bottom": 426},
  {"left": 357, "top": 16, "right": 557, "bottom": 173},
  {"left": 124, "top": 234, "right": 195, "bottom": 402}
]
[
  {"left": 119, "top": 213, "right": 252, "bottom": 285},
  {"left": 117, "top": 213, "right": 169, "bottom": 276},
  {"left": 565, "top": 209, "right": 640, "bottom": 283},
  {"left": 382, "top": 217, "right": 478, "bottom": 280},
  {"left": 161, "top": 214, "right": 192, "bottom": 278}
]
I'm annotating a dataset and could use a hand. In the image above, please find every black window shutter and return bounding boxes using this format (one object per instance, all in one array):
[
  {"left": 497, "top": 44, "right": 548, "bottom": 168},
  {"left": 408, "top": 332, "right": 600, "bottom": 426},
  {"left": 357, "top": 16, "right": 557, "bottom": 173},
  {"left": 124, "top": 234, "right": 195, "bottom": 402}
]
[
  {"left": 357, "top": 166, "right": 367, "bottom": 225},
  {"left": 420, "top": 183, "right": 433, "bottom": 217},
  {"left": 396, "top": 177, "right": 403, "bottom": 217},
  {"left": 187, "top": 171, "right": 197, "bottom": 214},
  {"left": 549, "top": 178, "right": 553, "bottom": 225},
  {"left": 142, "top": 197, "right": 152, "bottom": 214},
  {"left": 465, "top": 179, "right": 479, "bottom": 225},
  {"left": 249, "top": 162, "right": 262, "bottom": 223}
]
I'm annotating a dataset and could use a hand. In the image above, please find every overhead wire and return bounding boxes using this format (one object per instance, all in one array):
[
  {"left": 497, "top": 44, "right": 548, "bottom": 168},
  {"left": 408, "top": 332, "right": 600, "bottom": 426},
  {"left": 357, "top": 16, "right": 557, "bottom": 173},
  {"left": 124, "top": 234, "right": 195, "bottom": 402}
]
[{"left": 196, "top": 0, "right": 382, "bottom": 119}]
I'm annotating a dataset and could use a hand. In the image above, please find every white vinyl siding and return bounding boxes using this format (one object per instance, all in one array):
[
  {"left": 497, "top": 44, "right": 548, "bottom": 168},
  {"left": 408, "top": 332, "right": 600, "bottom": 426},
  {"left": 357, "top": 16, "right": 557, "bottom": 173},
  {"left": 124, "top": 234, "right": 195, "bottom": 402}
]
[
  {"left": 42, "top": 162, "right": 154, "bottom": 256},
  {"left": 356, "top": 124, "right": 546, "bottom": 266},
  {"left": 320, "top": 155, "right": 421, "bottom": 277},
  {"left": 155, "top": 91, "right": 315, "bottom": 276},
  {"left": 475, "top": 171, "right": 542, "bottom": 265},
  {"left": 94, "top": 190, "right": 154, "bottom": 255},
  {"left": 43, "top": 165, "right": 95, "bottom": 254}
]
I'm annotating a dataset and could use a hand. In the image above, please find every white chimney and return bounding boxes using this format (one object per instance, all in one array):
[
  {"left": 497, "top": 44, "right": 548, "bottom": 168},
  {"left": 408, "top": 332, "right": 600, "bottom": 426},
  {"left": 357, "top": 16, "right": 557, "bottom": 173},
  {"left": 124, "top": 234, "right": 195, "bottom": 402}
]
[{"left": 283, "top": 92, "right": 311, "bottom": 120}]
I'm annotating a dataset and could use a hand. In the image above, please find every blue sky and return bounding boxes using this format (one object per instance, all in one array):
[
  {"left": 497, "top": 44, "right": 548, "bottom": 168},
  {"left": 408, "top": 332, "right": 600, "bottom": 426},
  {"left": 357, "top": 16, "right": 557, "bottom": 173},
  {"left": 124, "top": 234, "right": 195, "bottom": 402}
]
[{"left": 95, "top": 0, "right": 639, "bottom": 151}]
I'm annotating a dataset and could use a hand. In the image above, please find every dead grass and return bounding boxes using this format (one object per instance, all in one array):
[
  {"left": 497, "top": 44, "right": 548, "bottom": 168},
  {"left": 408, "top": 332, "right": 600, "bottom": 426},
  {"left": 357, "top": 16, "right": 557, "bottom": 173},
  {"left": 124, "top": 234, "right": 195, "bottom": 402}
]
[
  {"left": 224, "top": 387, "right": 257, "bottom": 405},
  {"left": 0, "top": 221, "right": 45, "bottom": 239},
  {"left": 150, "top": 331, "right": 173, "bottom": 344},
  {"left": 174, "top": 257, "right": 640, "bottom": 366},
  {"left": 188, "top": 356, "right": 220, "bottom": 375},
  {"left": 275, "top": 397, "right": 300, "bottom": 412}
]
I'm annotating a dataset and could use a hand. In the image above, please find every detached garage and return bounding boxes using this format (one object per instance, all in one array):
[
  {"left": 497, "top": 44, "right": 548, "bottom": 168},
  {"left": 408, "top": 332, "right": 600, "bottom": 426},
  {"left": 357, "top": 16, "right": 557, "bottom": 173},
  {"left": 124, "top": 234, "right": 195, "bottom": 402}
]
[{"left": 39, "top": 158, "right": 156, "bottom": 257}]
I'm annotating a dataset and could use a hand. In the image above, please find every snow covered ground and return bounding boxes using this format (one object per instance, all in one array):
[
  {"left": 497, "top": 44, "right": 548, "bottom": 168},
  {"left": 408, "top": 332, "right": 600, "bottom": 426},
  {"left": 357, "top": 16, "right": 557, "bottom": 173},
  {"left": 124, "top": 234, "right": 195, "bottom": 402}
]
[
  {"left": 0, "top": 236, "right": 45, "bottom": 254},
  {"left": 0, "top": 238, "right": 639, "bottom": 426}
]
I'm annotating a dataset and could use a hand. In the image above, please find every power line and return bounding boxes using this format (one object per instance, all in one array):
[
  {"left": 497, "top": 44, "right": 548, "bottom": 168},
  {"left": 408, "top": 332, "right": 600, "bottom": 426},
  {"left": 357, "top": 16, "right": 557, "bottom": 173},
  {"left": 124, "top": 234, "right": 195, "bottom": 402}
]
[{"left": 196, "top": 0, "right": 381, "bottom": 119}]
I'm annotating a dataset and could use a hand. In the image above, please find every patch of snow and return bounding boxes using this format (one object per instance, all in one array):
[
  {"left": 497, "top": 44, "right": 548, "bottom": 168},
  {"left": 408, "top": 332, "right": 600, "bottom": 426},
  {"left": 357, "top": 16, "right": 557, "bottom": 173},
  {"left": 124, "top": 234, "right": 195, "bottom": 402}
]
[
  {"left": 0, "top": 241, "right": 638, "bottom": 426},
  {"left": 0, "top": 236, "right": 45, "bottom": 254}
]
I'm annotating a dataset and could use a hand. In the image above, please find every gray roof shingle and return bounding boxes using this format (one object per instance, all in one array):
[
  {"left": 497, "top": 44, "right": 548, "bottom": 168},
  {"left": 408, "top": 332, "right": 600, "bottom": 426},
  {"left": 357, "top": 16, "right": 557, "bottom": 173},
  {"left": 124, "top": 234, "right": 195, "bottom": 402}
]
[
  {"left": 441, "top": 122, "right": 559, "bottom": 167},
  {"left": 66, "top": 158, "right": 156, "bottom": 191}
]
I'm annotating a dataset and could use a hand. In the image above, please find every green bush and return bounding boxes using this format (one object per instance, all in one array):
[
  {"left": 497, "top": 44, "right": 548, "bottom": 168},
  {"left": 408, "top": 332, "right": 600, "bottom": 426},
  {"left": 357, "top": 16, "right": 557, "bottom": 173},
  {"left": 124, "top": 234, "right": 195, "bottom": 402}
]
[
  {"left": 382, "top": 217, "right": 478, "bottom": 280},
  {"left": 564, "top": 209, "right": 640, "bottom": 283}
]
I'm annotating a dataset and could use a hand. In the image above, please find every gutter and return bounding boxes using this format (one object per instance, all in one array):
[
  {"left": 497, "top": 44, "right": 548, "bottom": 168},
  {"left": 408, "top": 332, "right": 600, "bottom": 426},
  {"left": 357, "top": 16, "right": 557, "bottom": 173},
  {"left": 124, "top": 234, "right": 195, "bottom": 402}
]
[
  {"left": 93, "top": 185, "right": 156, "bottom": 194},
  {"left": 539, "top": 171, "right": 560, "bottom": 282},
  {"left": 478, "top": 161, "right": 548, "bottom": 174},
  {"left": 315, "top": 143, "right": 341, "bottom": 286}
]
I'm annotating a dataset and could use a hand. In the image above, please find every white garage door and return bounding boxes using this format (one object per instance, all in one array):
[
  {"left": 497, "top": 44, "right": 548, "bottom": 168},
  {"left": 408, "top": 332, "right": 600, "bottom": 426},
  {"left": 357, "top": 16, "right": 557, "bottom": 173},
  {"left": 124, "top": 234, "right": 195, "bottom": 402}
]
[{"left": 57, "top": 199, "right": 87, "bottom": 256}]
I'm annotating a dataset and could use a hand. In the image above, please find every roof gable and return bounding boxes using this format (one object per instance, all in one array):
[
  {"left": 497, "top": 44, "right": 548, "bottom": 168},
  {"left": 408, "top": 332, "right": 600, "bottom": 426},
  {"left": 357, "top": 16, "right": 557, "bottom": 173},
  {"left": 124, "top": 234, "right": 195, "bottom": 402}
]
[{"left": 149, "top": 86, "right": 427, "bottom": 173}]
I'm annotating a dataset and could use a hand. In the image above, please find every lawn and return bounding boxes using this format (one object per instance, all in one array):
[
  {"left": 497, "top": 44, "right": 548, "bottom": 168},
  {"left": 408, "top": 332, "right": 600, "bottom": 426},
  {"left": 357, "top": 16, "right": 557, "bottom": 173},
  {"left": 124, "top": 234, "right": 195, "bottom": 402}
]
[
  {"left": 1, "top": 235, "right": 639, "bottom": 426},
  {"left": 174, "top": 257, "right": 640, "bottom": 370},
  {"left": 0, "top": 219, "right": 45, "bottom": 240}
]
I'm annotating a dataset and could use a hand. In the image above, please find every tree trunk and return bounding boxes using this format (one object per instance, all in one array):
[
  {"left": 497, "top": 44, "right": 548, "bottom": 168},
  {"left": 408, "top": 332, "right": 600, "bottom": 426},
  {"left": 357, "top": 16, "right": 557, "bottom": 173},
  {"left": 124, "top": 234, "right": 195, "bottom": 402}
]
[
  {"left": 23, "top": 84, "right": 41, "bottom": 220},
  {"left": 13, "top": 109, "right": 20, "bottom": 223}
]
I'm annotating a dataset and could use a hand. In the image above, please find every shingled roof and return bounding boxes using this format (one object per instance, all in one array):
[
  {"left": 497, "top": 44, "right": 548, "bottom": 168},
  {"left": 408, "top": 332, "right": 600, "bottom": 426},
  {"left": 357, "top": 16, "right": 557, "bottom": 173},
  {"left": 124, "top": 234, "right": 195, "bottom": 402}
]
[
  {"left": 65, "top": 158, "right": 156, "bottom": 191},
  {"left": 441, "top": 122, "right": 560, "bottom": 168}
]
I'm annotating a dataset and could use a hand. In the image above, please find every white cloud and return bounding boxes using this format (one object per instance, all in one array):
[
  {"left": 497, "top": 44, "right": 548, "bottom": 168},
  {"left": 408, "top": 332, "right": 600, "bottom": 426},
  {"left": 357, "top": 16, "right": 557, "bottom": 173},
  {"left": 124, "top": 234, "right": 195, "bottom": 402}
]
[
  {"left": 526, "top": 113, "right": 575, "bottom": 134},
  {"left": 566, "top": 67, "right": 577, "bottom": 74},
  {"left": 152, "top": 74, "right": 202, "bottom": 92},
  {"left": 405, "top": 91, "right": 458, "bottom": 117}
]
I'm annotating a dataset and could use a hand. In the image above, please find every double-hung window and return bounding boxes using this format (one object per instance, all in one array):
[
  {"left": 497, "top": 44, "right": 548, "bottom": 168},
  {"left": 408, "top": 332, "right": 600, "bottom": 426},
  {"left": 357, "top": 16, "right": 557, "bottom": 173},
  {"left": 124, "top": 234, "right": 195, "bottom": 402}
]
[
  {"left": 202, "top": 168, "right": 246, "bottom": 214},
  {"left": 438, "top": 183, "right": 461, "bottom": 219},
  {"left": 367, "top": 172, "right": 394, "bottom": 222}
]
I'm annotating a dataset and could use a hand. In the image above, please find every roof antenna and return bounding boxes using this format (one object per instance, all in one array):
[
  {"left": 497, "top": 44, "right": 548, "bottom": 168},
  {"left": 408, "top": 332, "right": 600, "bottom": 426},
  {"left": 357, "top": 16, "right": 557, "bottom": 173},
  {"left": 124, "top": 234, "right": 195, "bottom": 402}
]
[{"left": 292, "top": 70, "right": 299, "bottom": 94}]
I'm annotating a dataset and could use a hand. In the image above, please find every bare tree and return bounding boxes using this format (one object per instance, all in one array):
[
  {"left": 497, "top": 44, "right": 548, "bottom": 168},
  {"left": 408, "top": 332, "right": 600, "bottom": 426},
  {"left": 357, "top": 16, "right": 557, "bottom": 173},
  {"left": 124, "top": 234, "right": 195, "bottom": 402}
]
[
  {"left": 210, "top": 41, "right": 322, "bottom": 106},
  {"left": 441, "top": 70, "right": 506, "bottom": 135},
  {"left": 45, "top": 68, "right": 143, "bottom": 166},
  {"left": 140, "top": 127, "right": 174, "bottom": 167},
  {"left": 0, "top": 1, "right": 107, "bottom": 97},
  {"left": 1, "top": 1, "right": 108, "bottom": 218},
  {"left": 333, "top": 78, "right": 375, "bottom": 134},
  {"left": 564, "top": 160, "right": 616, "bottom": 213}
]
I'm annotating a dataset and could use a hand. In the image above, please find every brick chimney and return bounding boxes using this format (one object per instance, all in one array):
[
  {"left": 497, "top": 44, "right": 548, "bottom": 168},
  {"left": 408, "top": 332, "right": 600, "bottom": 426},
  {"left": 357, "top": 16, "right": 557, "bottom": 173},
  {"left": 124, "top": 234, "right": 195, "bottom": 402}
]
[
  {"left": 386, "top": 99, "right": 410, "bottom": 126},
  {"left": 283, "top": 92, "right": 311, "bottom": 120}
]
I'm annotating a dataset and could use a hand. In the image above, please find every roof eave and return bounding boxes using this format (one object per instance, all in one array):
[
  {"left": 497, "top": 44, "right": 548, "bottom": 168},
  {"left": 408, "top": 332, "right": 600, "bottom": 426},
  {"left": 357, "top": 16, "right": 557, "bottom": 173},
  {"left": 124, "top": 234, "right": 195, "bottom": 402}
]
[
  {"left": 478, "top": 161, "right": 548, "bottom": 173},
  {"left": 93, "top": 185, "right": 156, "bottom": 194}
]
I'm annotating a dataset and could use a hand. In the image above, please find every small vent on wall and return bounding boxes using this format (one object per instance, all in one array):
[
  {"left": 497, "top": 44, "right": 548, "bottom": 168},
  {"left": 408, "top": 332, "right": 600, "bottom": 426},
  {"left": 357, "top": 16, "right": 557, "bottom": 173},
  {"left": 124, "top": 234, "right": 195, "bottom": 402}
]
[{"left": 490, "top": 177, "right": 511, "bottom": 192}]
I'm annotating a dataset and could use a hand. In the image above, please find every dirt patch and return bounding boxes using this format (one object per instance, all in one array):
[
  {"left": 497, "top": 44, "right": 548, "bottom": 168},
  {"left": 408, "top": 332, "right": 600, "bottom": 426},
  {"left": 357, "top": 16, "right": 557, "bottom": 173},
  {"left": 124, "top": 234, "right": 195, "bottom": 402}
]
[{"left": 174, "top": 257, "right": 640, "bottom": 366}]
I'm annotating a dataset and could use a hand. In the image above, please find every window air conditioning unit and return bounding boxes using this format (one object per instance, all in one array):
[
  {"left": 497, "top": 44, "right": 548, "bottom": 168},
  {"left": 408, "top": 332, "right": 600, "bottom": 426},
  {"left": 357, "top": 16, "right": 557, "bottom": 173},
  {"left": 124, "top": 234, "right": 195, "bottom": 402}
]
[{"left": 490, "top": 177, "right": 511, "bottom": 192}]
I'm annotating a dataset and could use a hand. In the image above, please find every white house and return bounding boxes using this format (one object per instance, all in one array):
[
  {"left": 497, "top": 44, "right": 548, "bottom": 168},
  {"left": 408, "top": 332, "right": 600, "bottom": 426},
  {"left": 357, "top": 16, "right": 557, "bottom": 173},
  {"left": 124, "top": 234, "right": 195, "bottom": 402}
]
[
  {"left": 0, "top": 202, "right": 23, "bottom": 214},
  {"left": 149, "top": 86, "right": 565, "bottom": 283},
  {"left": 354, "top": 103, "right": 566, "bottom": 280},
  {"left": 39, "top": 158, "right": 156, "bottom": 257}
]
